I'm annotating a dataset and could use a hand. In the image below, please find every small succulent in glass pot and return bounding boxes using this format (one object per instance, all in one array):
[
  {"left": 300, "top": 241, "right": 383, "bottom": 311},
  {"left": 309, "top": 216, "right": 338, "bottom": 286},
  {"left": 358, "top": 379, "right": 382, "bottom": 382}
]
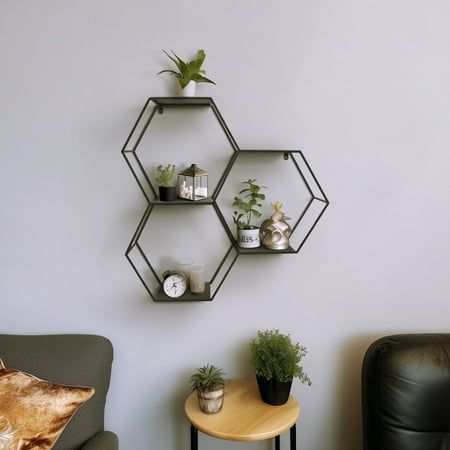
[{"left": 189, "top": 364, "right": 225, "bottom": 414}]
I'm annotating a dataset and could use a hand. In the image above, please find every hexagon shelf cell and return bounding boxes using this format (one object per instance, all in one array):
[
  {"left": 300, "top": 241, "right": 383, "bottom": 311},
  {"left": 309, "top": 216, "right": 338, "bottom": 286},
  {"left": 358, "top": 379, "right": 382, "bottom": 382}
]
[
  {"left": 121, "top": 97, "right": 239, "bottom": 203},
  {"left": 215, "top": 150, "right": 329, "bottom": 254},
  {"left": 125, "top": 203, "right": 238, "bottom": 302}
]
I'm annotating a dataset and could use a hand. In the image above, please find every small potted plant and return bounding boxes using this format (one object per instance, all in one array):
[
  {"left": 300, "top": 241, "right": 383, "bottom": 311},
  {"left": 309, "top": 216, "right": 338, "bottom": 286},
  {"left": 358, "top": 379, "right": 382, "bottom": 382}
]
[
  {"left": 189, "top": 364, "right": 225, "bottom": 414},
  {"left": 250, "top": 329, "right": 311, "bottom": 405},
  {"left": 157, "top": 49, "right": 216, "bottom": 96},
  {"left": 155, "top": 164, "right": 176, "bottom": 201},
  {"left": 233, "top": 179, "right": 266, "bottom": 249}
]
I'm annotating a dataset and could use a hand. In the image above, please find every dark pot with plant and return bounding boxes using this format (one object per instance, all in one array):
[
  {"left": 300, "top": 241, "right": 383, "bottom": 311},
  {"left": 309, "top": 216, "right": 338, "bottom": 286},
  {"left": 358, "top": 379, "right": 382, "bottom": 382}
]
[
  {"left": 250, "top": 329, "right": 311, "bottom": 405},
  {"left": 233, "top": 179, "right": 266, "bottom": 249},
  {"left": 156, "top": 164, "right": 176, "bottom": 201},
  {"left": 157, "top": 49, "right": 216, "bottom": 97},
  {"left": 189, "top": 364, "right": 225, "bottom": 414}
]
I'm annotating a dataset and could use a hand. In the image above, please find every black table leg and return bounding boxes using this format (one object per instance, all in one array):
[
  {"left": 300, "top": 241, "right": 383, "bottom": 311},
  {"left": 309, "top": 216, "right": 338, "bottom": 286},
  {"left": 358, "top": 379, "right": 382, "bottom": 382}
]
[
  {"left": 190, "top": 422, "right": 295, "bottom": 450},
  {"left": 275, "top": 434, "right": 280, "bottom": 450},
  {"left": 290, "top": 424, "right": 296, "bottom": 450},
  {"left": 190, "top": 425, "right": 198, "bottom": 450}
]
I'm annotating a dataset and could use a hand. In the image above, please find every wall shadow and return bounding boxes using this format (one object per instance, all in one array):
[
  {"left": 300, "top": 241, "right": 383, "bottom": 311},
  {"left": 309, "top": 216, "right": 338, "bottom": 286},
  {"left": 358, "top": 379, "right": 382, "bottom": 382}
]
[{"left": 332, "top": 333, "right": 383, "bottom": 450}]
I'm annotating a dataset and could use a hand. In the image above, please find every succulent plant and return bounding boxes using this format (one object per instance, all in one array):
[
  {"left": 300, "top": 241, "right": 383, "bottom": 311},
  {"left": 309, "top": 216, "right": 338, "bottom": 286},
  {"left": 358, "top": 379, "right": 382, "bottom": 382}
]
[
  {"left": 155, "top": 164, "right": 176, "bottom": 187},
  {"left": 189, "top": 364, "right": 225, "bottom": 392}
]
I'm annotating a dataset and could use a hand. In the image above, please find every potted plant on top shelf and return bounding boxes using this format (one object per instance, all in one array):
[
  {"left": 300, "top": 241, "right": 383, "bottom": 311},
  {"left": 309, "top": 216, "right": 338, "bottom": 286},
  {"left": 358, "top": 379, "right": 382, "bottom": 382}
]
[
  {"left": 189, "top": 364, "right": 225, "bottom": 414},
  {"left": 155, "top": 164, "right": 176, "bottom": 201},
  {"left": 250, "top": 329, "right": 311, "bottom": 405},
  {"left": 157, "top": 49, "right": 216, "bottom": 97},
  {"left": 233, "top": 179, "right": 266, "bottom": 249}
]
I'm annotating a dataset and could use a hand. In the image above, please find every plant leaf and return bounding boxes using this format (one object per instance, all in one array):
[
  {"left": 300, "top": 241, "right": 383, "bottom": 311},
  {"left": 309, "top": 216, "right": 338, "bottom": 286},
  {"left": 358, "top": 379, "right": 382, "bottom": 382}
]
[
  {"left": 157, "top": 70, "right": 181, "bottom": 78},
  {"left": 196, "top": 49, "right": 206, "bottom": 65},
  {"left": 179, "top": 76, "right": 191, "bottom": 89},
  {"left": 170, "top": 50, "right": 188, "bottom": 73},
  {"left": 192, "top": 74, "right": 216, "bottom": 85},
  {"left": 162, "top": 50, "right": 182, "bottom": 73}
]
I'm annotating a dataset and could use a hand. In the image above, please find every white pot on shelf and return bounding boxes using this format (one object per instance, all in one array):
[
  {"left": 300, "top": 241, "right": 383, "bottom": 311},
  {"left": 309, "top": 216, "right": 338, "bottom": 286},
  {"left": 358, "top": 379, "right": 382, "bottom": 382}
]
[
  {"left": 237, "top": 228, "right": 260, "bottom": 248},
  {"left": 178, "top": 80, "right": 196, "bottom": 97}
]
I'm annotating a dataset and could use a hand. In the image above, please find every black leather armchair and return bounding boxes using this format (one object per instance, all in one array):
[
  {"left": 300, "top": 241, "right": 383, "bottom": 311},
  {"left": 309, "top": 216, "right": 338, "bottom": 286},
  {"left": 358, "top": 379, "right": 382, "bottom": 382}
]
[
  {"left": 362, "top": 333, "right": 450, "bottom": 450},
  {"left": 0, "top": 334, "right": 119, "bottom": 450}
]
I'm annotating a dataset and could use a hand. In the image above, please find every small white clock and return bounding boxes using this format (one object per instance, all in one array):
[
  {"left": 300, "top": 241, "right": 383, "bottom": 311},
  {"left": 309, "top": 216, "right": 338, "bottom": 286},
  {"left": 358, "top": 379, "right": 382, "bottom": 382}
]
[{"left": 162, "top": 271, "right": 188, "bottom": 299}]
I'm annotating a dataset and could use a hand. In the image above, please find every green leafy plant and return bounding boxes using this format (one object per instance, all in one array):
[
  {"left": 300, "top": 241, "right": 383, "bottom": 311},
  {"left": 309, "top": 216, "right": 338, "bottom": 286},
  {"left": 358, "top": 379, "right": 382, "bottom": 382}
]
[
  {"left": 189, "top": 364, "right": 225, "bottom": 392},
  {"left": 155, "top": 164, "right": 176, "bottom": 187},
  {"left": 157, "top": 49, "right": 216, "bottom": 89},
  {"left": 233, "top": 179, "right": 266, "bottom": 229},
  {"left": 250, "top": 329, "right": 311, "bottom": 385}
]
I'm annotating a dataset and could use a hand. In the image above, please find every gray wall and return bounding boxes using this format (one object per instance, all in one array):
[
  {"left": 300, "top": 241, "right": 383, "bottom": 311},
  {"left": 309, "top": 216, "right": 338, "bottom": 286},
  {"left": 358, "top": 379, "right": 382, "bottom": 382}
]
[{"left": 1, "top": 1, "right": 450, "bottom": 449}]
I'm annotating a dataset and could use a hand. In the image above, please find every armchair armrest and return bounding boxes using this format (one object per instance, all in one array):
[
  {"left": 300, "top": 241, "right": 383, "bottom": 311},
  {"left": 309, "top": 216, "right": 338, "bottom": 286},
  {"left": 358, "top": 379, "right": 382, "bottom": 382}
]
[{"left": 81, "top": 431, "right": 119, "bottom": 450}]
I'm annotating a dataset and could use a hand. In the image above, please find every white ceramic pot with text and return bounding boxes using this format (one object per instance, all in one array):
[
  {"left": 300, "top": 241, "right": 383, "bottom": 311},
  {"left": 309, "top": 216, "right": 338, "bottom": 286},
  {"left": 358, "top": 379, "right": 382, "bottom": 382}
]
[{"left": 237, "top": 227, "right": 260, "bottom": 249}]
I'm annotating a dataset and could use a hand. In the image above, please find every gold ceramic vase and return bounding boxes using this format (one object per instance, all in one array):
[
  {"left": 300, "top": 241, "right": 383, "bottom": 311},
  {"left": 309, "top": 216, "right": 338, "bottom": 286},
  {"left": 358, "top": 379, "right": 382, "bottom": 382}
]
[{"left": 260, "top": 202, "right": 292, "bottom": 250}]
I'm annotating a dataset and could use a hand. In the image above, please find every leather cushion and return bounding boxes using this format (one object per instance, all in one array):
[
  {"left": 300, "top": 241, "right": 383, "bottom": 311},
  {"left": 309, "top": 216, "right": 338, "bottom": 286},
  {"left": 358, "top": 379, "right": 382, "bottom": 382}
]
[{"left": 362, "top": 334, "right": 450, "bottom": 450}]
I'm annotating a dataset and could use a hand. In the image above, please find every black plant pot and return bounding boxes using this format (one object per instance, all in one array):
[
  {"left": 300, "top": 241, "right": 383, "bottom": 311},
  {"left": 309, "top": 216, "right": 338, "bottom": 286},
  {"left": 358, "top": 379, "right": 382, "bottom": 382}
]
[
  {"left": 256, "top": 376, "right": 293, "bottom": 405},
  {"left": 158, "top": 186, "right": 175, "bottom": 202}
]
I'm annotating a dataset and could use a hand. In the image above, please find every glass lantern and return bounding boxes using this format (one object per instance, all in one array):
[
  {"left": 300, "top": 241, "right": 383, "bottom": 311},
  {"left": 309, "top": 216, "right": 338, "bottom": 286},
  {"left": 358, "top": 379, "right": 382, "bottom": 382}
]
[{"left": 178, "top": 164, "right": 208, "bottom": 201}]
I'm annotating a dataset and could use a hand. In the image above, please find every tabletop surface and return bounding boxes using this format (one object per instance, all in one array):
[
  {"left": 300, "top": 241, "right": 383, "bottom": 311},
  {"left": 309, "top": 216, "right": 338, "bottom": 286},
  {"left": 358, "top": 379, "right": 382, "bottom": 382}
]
[{"left": 185, "top": 379, "right": 300, "bottom": 441}]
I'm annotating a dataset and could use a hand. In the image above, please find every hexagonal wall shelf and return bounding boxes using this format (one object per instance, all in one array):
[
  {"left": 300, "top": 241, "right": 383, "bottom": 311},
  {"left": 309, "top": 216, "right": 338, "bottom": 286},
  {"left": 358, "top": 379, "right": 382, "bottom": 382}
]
[
  {"left": 215, "top": 150, "right": 329, "bottom": 254},
  {"left": 122, "top": 97, "right": 238, "bottom": 203},
  {"left": 121, "top": 97, "right": 329, "bottom": 302},
  {"left": 125, "top": 203, "right": 238, "bottom": 302}
]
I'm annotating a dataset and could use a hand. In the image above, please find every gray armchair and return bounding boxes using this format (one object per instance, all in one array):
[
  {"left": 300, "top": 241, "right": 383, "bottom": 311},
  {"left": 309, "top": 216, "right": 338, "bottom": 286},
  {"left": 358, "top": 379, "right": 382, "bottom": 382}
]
[{"left": 0, "top": 334, "right": 118, "bottom": 450}]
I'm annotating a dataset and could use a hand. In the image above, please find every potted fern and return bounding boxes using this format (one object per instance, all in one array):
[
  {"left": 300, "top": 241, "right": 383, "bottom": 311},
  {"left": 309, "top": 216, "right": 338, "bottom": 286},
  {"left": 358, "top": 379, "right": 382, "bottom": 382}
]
[
  {"left": 157, "top": 49, "right": 216, "bottom": 96},
  {"left": 189, "top": 364, "right": 225, "bottom": 414},
  {"left": 155, "top": 164, "right": 176, "bottom": 201},
  {"left": 233, "top": 179, "right": 266, "bottom": 248},
  {"left": 250, "top": 329, "right": 311, "bottom": 405}
]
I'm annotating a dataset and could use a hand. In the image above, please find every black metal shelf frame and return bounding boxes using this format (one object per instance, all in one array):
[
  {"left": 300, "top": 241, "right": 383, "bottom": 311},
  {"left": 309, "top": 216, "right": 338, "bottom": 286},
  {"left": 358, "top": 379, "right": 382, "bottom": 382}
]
[
  {"left": 125, "top": 203, "right": 239, "bottom": 302},
  {"left": 121, "top": 97, "right": 329, "bottom": 302},
  {"left": 121, "top": 97, "right": 238, "bottom": 203},
  {"left": 214, "top": 149, "right": 329, "bottom": 254}
]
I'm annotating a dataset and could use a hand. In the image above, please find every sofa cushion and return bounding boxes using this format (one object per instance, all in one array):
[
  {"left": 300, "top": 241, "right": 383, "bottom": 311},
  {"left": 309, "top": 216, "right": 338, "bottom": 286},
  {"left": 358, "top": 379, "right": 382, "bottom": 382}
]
[
  {"left": 0, "top": 358, "right": 94, "bottom": 449},
  {"left": 0, "top": 335, "right": 114, "bottom": 450}
]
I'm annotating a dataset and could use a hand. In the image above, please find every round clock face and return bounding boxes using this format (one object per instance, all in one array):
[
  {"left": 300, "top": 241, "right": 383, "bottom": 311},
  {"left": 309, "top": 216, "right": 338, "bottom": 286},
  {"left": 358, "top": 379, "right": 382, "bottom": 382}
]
[{"left": 162, "top": 272, "right": 188, "bottom": 298}]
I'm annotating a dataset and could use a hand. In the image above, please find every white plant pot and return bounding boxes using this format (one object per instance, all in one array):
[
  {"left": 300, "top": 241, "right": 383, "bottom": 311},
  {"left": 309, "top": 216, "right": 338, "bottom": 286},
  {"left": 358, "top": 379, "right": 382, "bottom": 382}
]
[
  {"left": 237, "top": 228, "right": 260, "bottom": 248},
  {"left": 178, "top": 80, "right": 196, "bottom": 97}
]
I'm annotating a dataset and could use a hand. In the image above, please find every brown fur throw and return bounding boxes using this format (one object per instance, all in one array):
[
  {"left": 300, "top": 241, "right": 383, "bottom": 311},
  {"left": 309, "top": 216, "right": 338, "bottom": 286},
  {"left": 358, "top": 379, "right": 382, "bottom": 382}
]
[{"left": 0, "top": 358, "right": 94, "bottom": 449}]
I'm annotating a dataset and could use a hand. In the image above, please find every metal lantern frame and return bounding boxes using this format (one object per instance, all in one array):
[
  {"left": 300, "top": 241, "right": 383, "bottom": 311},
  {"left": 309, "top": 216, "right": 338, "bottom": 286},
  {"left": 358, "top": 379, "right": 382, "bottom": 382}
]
[{"left": 178, "top": 164, "right": 208, "bottom": 201}]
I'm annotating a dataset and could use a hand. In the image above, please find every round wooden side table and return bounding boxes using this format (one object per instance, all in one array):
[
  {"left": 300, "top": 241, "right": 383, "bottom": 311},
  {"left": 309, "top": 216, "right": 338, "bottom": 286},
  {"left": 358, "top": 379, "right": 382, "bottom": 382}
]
[{"left": 185, "top": 379, "right": 300, "bottom": 450}]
